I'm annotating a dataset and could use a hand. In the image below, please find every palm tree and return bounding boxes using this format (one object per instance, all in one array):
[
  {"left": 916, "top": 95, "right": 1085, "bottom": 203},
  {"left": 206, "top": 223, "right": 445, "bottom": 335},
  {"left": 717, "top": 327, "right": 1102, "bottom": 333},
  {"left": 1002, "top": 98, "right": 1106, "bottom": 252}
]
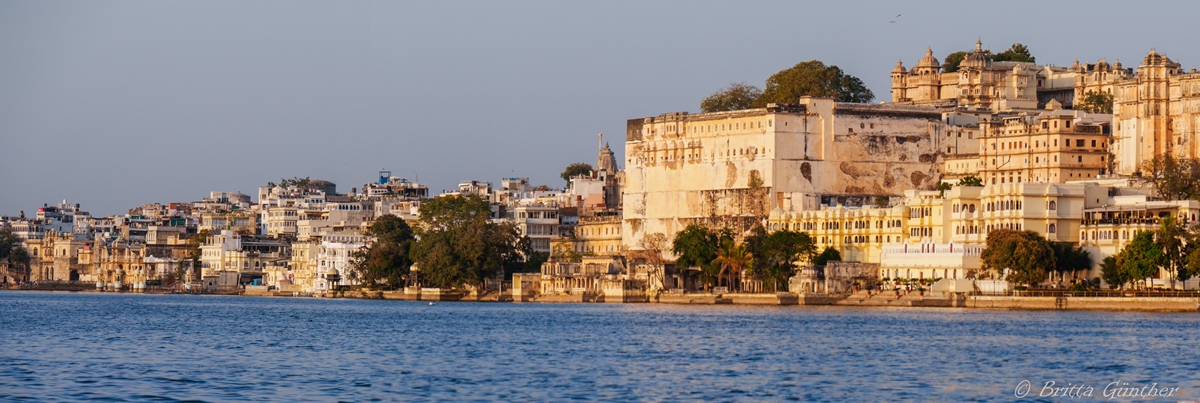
[{"left": 712, "top": 241, "right": 753, "bottom": 293}]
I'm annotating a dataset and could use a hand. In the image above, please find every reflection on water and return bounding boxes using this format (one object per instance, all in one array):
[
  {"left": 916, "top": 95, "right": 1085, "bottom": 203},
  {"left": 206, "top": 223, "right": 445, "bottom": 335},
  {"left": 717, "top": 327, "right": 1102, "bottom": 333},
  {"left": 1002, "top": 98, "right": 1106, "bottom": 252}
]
[{"left": 0, "top": 291, "right": 1197, "bottom": 402}]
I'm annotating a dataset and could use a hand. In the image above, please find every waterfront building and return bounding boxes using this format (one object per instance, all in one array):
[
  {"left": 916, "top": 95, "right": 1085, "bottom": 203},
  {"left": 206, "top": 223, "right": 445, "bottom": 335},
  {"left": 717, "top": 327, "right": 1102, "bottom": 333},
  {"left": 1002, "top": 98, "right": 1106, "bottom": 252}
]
[
  {"left": 1079, "top": 189, "right": 1200, "bottom": 289},
  {"left": 768, "top": 205, "right": 907, "bottom": 264},
  {"left": 24, "top": 230, "right": 87, "bottom": 281},
  {"left": 623, "top": 98, "right": 948, "bottom": 251}
]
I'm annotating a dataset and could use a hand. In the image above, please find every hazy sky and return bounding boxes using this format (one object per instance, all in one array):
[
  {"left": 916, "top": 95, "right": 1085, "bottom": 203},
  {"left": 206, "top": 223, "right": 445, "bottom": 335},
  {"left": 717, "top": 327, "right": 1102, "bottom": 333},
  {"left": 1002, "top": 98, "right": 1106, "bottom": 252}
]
[{"left": 2, "top": 0, "right": 1196, "bottom": 216}]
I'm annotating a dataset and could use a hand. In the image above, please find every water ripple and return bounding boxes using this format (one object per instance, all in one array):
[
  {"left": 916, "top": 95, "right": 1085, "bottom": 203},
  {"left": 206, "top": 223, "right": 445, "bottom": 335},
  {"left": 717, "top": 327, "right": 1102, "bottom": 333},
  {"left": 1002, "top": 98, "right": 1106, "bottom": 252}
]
[{"left": 0, "top": 292, "right": 1198, "bottom": 401}]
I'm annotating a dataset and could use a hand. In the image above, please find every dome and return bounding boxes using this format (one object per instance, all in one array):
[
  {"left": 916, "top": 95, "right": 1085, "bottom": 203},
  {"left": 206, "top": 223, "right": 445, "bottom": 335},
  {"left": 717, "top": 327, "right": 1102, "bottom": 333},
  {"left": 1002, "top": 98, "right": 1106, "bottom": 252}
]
[
  {"left": 961, "top": 40, "right": 991, "bottom": 69},
  {"left": 325, "top": 268, "right": 339, "bottom": 277},
  {"left": 916, "top": 48, "right": 940, "bottom": 70},
  {"left": 1096, "top": 59, "right": 1109, "bottom": 71},
  {"left": 1144, "top": 49, "right": 1166, "bottom": 65},
  {"left": 1113, "top": 59, "right": 1123, "bottom": 70},
  {"left": 892, "top": 60, "right": 906, "bottom": 74}
]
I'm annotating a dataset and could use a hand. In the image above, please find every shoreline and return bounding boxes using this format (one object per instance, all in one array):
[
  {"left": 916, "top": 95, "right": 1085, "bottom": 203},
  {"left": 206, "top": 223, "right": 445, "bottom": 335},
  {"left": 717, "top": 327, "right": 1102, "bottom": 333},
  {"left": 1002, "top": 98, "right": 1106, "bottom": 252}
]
[{"left": 5, "top": 287, "right": 1199, "bottom": 312}]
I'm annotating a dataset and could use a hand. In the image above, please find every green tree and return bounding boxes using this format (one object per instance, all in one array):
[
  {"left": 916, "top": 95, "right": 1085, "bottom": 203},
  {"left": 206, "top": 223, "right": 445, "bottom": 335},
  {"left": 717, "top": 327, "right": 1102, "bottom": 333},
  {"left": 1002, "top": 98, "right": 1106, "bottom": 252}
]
[
  {"left": 177, "top": 229, "right": 210, "bottom": 283},
  {"left": 551, "top": 242, "right": 582, "bottom": 263},
  {"left": 712, "top": 240, "right": 753, "bottom": 292},
  {"left": 1139, "top": 155, "right": 1200, "bottom": 201},
  {"left": 1075, "top": 91, "right": 1114, "bottom": 114},
  {"left": 1050, "top": 242, "right": 1092, "bottom": 284},
  {"left": 812, "top": 246, "right": 842, "bottom": 267},
  {"left": 672, "top": 224, "right": 721, "bottom": 288},
  {"left": 958, "top": 176, "right": 983, "bottom": 187},
  {"left": 757, "top": 60, "right": 874, "bottom": 105},
  {"left": 410, "top": 195, "right": 522, "bottom": 289},
  {"left": 1121, "top": 231, "right": 1163, "bottom": 289},
  {"left": 0, "top": 228, "right": 20, "bottom": 261},
  {"left": 937, "top": 182, "right": 952, "bottom": 197},
  {"left": 349, "top": 215, "right": 416, "bottom": 290},
  {"left": 1155, "top": 215, "right": 1189, "bottom": 288},
  {"left": 942, "top": 51, "right": 969, "bottom": 73},
  {"left": 700, "top": 82, "right": 763, "bottom": 113},
  {"left": 1182, "top": 245, "right": 1200, "bottom": 290},
  {"left": 1100, "top": 255, "right": 1127, "bottom": 290},
  {"left": 991, "top": 43, "right": 1035, "bottom": 63},
  {"left": 415, "top": 194, "right": 493, "bottom": 232},
  {"left": 756, "top": 230, "right": 817, "bottom": 291},
  {"left": 944, "top": 43, "right": 1033, "bottom": 72},
  {"left": 514, "top": 236, "right": 548, "bottom": 274},
  {"left": 980, "top": 229, "right": 1055, "bottom": 287},
  {"left": 8, "top": 246, "right": 29, "bottom": 281},
  {"left": 560, "top": 163, "right": 593, "bottom": 187}
]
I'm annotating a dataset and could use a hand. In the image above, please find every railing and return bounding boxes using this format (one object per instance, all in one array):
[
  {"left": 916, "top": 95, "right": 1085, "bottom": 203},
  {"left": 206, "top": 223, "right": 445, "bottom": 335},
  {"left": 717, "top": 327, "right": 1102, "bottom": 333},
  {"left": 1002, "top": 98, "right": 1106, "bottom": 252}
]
[
  {"left": 1081, "top": 218, "right": 1161, "bottom": 226},
  {"left": 970, "top": 290, "right": 1200, "bottom": 298}
]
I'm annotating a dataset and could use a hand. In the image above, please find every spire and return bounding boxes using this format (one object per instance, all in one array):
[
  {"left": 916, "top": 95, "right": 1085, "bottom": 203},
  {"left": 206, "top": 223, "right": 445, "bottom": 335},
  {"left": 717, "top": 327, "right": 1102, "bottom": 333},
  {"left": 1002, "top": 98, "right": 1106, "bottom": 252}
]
[
  {"left": 925, "top": 47, "right": 932, "bottom": 57},
  {"left": 975, "top": 39, "right": 982, "bottom": 52}
]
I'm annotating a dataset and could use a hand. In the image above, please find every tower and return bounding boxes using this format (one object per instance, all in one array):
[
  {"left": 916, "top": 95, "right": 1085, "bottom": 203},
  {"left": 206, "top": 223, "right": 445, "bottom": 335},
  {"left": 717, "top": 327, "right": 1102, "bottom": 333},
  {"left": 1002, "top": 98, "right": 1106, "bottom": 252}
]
[{"left": 891, "top": 60, "right": 908, "bottom": 103}]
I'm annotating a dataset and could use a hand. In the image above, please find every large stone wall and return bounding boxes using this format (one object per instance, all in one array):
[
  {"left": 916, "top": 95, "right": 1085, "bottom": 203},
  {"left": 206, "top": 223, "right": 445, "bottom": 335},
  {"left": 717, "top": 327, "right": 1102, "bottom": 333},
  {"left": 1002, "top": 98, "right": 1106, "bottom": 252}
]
[{"left": 623, "top": 98, "right": 948, "bottom": 251}]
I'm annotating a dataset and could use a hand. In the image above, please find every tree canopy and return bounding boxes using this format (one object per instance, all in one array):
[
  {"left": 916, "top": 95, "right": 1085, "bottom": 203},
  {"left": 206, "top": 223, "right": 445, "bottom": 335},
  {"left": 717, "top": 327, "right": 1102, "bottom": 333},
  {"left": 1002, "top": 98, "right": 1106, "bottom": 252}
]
[
  {"left": 0, "top": 228, "right": 20, "bottom": 261},
  {"left": 700, "top": 82, "right": 763, "bottom": 113},
  {"left": 991, "top": 43, "right": 1035, "bottom": 63},
  {"left": 713, "top": 240, "right": 753, "bottom": 292},
  {"left": 942, "top": 51, "right": 968, "bottom": 73},
  {"left": 414, "top": 194, "right": 493, "bottom": 233},
  {"left": 560, "top": 163, "right": 593, "bottom": 187},
  {"left": 980, "top": 229, "right": 1055, "bottom": 286},
  {"left": 698, "top": 60, "right": 873, "bottom": 112},
  {"left": 759, "top": 61, "right": 874, "bottom": 104},
  {"left": 813, "top": 246, "right": 842, "bottom": 267},
  {"left": 1139, "top": 155, "right": 1200, "bottom": 201},
  {"left": 1075, "top": 91, "right": 1113, "bottom": 114},
  {"left": 410, "top": 195, "right": 526, "bottom": 289},
  {"left": 943, "top": 43, "right": 1035, "bottom": 72},
  {"left": 1119, "top": 231, "right": 1163, "bottom": 289},
  {"left": 958, "top": 176, "right": 983, "bottom": 187},
  {"left": 755, "top": 229, "right": 817, "bottom": 291},
  {"left": 672, "top": 225, "right": 733, "bottom": 288},
  {"left": 350, "top": 215, "right": 416, "bottom": 290}
]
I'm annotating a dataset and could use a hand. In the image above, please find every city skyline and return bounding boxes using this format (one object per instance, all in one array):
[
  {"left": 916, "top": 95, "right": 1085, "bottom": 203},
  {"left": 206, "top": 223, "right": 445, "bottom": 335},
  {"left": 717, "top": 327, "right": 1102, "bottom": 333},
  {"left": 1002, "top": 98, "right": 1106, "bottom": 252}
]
[{"left": 3, "top": 0, "right": 1199, "bottom": 216}]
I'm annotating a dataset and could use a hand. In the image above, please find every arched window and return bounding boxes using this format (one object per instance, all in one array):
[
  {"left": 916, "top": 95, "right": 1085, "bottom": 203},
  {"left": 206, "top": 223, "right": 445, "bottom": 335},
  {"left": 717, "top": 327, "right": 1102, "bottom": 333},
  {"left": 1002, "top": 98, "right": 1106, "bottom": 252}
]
[
  {"left": 1048, "top": 201, "right": 1057, "bottom": 210},
  {"left": 1047, "top": 223, "right": 1056, "bottom": 233}
]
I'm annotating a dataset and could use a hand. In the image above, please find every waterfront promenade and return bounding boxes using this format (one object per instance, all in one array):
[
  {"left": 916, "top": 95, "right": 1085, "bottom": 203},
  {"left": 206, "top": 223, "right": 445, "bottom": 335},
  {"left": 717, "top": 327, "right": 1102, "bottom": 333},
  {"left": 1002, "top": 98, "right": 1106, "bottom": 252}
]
[{"left": 6, "top": 283, "right": 1199, "bottom": 312}]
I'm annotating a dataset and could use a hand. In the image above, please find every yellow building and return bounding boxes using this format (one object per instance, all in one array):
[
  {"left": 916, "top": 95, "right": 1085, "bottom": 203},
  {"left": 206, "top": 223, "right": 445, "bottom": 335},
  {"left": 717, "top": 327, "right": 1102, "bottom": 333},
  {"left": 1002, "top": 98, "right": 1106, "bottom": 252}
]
[
  {"left": 768, "top": 205, "right": 907, "bottom": 264},
  {"left": 1070, "top": 50, "right": 1200, "bottom": 175},
  {"left": 977, "top": 110, "right": 1112, "bottom": 185}
]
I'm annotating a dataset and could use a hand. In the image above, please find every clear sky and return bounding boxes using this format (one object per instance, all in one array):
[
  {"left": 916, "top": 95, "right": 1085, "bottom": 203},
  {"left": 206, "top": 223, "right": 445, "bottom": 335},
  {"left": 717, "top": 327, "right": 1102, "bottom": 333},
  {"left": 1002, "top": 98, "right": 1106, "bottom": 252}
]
[{"left": 2, "top": 0, "right": 1196, "bottom": 216}]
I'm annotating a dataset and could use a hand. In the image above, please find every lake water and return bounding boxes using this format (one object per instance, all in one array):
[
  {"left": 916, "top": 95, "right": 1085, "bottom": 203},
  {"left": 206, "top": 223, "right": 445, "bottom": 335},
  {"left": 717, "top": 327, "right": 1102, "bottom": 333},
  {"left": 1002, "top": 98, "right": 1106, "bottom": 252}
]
[{"left": 1, "top": 291, "right": 1198, "bottom": 402}]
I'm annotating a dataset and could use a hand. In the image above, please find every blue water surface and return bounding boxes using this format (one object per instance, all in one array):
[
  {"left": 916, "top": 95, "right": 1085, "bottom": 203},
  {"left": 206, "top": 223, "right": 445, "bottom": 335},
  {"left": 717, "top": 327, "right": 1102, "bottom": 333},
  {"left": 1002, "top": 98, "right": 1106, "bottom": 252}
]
[{"left": 0, "top": 291, "right": 1198, "bottom": 402}]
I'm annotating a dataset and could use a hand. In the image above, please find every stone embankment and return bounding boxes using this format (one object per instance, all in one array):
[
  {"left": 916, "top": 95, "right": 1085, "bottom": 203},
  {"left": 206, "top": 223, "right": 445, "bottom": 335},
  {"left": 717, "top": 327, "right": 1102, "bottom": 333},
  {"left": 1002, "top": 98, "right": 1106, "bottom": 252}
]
[{"left": 7, "top": 286, "right": 1198, "bottom": 311}]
